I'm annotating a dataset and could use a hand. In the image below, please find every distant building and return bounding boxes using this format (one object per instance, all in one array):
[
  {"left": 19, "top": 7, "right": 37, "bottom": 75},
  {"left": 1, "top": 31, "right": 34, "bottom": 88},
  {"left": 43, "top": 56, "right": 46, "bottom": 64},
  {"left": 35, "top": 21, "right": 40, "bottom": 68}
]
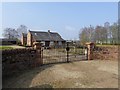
[
  {"left": 21, "top": 30, "right": 66, "bottom": 48},
  {"left": 0, "top": 38, "right": 17, "bottom": 45}
]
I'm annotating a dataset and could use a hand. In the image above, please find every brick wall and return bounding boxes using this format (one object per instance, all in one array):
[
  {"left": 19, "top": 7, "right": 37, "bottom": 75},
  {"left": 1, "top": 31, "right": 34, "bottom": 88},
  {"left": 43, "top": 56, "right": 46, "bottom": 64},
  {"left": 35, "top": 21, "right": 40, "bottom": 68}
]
[
  {"left": 93, "top": 46, "right": 118, "bottom": 60},
  {"left": 2, "top": 48, "right": 43, "bottom": 76}
]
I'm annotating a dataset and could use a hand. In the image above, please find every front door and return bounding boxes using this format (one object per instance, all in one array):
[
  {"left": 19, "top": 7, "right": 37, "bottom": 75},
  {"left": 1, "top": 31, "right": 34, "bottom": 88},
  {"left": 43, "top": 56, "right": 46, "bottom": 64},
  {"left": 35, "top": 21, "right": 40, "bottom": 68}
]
[{"left": 45, "top": 41, "right": 50, "bottom": 47}]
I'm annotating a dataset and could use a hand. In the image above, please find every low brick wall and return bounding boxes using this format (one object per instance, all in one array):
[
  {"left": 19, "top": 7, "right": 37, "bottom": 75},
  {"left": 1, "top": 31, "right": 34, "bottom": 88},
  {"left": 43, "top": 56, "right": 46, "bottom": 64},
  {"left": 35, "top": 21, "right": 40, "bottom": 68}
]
[
  {"left": 93, "top": 46, "right": 118, "bottom": 60},
  {"left": 2, "top": 48, "right": 43, "bottom": 76}
]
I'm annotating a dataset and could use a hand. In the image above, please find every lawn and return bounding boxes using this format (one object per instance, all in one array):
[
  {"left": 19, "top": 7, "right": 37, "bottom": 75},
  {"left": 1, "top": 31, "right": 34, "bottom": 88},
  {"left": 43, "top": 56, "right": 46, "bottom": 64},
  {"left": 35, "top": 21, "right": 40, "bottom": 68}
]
[
  {"left": 0, "top": 45, "right": 25, "bottom": 50},
  {"left": 96, "top": 44, "right": 119, "bottom": 47},
  {"left": 0, "top": 46, "right": 13, "bottom": 50}
]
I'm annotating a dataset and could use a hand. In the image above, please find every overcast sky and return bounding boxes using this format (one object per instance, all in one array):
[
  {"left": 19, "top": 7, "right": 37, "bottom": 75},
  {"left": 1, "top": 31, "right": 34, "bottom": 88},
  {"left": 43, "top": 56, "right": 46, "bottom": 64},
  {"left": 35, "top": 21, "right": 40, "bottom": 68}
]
[{"left": 1, "top": 2, "right": 118, "bottom": 40}]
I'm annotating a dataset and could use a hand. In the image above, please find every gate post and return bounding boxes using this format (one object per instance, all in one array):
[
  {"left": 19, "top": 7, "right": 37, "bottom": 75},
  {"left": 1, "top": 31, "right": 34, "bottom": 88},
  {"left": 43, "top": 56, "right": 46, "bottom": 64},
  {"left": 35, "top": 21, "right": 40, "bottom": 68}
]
[
  {"left": 66, "top": 42, "right": 70, "bottom": 63},
  {"left": 86, "top": 42, "right": 94, "bottom": 60},
  {"left": 33, "top": 42, "right": 43, "bottom": 66}
]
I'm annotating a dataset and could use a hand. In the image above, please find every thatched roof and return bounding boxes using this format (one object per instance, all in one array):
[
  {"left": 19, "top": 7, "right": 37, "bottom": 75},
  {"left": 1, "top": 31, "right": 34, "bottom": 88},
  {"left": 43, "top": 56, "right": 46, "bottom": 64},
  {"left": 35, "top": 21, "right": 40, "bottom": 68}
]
[{"left": 29, "top": 30, "right": 65, "bottom": 41}]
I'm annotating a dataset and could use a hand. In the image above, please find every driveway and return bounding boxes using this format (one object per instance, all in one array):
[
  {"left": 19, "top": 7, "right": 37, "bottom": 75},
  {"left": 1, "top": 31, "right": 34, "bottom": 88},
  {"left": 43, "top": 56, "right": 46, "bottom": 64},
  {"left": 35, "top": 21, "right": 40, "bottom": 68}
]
[{"left": 3, "top": 60, "right": 118, "bottom": 88}]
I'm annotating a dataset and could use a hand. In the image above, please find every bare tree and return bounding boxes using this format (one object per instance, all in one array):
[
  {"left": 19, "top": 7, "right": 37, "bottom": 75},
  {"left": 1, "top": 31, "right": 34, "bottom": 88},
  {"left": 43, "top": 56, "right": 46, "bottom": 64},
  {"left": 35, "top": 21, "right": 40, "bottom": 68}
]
[
  {"left": 88, "top": 25, "right": 95, "bottom": 42},
  {"left": 79, "top": 25, "right": 95, "bottom": 44},
  {"left": 3, "top": 28, "right": 18, "bottom": 39},
  {"left": 79, "top": 27, "right": 89, "bottom": 44},
  {"left": 110, "top": 23, "right": 118, "bottom": 44},
  {"left": 79, "top": 21, "right": 118, "bottom": 45},
  {"left": 17, "top": 25, "right": 28, "bottom": 39},
  {"left": 91, "top": 25, "right": 108, "bottom": 44}
]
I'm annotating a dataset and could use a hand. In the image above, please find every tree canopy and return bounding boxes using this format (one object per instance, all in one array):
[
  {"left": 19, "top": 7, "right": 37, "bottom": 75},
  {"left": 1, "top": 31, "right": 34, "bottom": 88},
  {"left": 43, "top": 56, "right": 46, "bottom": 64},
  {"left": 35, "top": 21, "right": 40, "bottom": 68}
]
[
  {"left": 3, "top": 25, "right": 28, "bottom": 40},
  {"left": 79, "top": 22, "right": 119, "bottom": 45}
]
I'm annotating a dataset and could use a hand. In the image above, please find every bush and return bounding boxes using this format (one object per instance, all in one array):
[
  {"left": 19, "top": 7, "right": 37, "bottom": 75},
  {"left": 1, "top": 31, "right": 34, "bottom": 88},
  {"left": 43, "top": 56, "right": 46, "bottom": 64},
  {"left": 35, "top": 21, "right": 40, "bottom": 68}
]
[{"left": 16, "top": 39, "right": 22, "bottom": 46}]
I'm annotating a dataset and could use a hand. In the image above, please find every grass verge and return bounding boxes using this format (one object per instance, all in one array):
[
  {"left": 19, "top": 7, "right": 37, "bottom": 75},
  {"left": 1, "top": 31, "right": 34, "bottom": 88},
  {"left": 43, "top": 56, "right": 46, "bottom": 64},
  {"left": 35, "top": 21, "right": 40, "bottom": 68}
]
[{"left": 0, "top": 46, "right": 13, "bottom": 50}]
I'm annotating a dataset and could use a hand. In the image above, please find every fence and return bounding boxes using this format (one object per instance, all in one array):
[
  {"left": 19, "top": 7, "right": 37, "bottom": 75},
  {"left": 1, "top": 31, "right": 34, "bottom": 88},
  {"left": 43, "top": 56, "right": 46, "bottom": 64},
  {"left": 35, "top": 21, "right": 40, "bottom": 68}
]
[
  {"left": 43, "top": 45, "right": 87, "bottom": 64},
  {"left": 2, "top": 42, "right": 96, "bottom": 76}
]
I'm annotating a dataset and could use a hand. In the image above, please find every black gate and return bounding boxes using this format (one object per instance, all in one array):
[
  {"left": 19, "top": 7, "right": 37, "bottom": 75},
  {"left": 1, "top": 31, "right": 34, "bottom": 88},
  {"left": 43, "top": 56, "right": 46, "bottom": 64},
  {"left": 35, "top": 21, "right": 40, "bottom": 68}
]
[{"left": 42, "top": 44, "right": 87, "bottom": 65}]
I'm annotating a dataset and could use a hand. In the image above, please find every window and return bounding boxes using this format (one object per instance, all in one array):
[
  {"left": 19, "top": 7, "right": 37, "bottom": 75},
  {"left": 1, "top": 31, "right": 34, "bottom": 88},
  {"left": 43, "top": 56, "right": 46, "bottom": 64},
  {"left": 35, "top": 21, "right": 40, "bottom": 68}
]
[
  {"left": 50, "top": 41, "right": 54, "bottom": 45},
  {"left": 58, "top": 41, "right": 62, "bottom": 45}
]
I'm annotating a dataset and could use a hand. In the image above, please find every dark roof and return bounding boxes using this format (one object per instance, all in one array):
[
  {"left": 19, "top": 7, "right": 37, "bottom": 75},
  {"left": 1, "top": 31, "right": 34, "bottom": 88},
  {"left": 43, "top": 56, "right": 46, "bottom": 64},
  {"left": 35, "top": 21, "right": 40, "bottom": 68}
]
[{"left": 29, "top": 30, "right": 65, "bottom": 41}]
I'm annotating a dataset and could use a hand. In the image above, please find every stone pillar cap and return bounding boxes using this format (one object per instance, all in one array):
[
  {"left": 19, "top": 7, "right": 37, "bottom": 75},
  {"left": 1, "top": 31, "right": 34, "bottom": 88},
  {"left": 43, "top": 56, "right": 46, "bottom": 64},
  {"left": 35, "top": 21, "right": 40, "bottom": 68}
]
[
  {"left": 33, "top": 42, "right": 41, "bottom": 45},
  {"left": 85, "top": 42, "right": 94, "bottom": 45}
]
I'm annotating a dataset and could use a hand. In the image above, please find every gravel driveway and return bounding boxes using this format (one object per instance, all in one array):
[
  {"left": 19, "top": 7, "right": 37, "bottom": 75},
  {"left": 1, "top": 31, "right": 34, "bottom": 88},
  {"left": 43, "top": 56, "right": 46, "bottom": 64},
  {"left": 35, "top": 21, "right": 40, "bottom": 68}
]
[{"left": 3, "top": 60, "right": 118, "bottom": 88}]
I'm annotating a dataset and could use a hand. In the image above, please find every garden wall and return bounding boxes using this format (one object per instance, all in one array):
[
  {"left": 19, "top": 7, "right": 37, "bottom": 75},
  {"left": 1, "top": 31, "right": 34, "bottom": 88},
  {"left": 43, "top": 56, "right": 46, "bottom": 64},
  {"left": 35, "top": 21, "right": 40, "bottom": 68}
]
[
  {"left": 2, "top": 48, "right": 43, "bottom": 76},
  {"left": 93, "top": 46, "right": 118, "bottom": 60}
]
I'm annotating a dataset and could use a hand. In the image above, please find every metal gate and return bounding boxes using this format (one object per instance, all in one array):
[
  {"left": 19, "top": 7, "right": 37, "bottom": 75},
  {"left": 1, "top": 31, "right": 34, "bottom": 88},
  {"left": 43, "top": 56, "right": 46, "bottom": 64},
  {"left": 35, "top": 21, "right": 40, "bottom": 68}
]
[{"left": 42, "top": 45, "right": 87, "bottom": 65}]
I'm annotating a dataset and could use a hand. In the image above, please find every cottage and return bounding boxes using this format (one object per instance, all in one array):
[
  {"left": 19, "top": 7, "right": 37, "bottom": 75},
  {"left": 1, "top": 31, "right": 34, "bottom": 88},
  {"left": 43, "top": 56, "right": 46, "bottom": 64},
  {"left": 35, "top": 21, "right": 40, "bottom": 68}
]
[{"left": 21, "top": 30, "right": 66, "bottom": 48}]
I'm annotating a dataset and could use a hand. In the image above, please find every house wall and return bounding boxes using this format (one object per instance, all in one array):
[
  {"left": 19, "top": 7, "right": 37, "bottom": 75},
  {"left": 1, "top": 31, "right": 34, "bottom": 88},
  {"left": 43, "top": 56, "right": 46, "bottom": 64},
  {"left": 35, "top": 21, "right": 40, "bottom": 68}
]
[
  {"left": 41, "top": 41, "right": 45, "bottom": 46},
  {"left": 61, "top": 41, "right": 66, "bottom": 48},
  {"left": 50, "top": 41, "right": 54, "bottom": 46},
  {"left": 21, "top": 34, "right": 27, "bottom": 45},
  {"left": 51, "top": 41, "right": 66, "bottom": 48},
  {"left": 40, "top": 41, "right": 66, "bottom": 48},
  {"left": 21, "top": 36, "right": 24, "bottom": 45},
  {"left": 27, "top": 32, "right": 32, "bottom": 46},
  {"left": 32, "top": 36, "right": 36, "bottom": 46},
  {"left": 58, "top": 41, "right": 62, "bottom": 45}
]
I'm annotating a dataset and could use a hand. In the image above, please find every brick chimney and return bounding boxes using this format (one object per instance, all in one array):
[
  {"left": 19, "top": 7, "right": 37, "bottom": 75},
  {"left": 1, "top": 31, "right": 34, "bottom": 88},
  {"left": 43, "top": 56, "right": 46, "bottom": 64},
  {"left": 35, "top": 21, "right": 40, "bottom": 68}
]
[{"left": 48, "top": 30, "right": 50, "bottom": 33}]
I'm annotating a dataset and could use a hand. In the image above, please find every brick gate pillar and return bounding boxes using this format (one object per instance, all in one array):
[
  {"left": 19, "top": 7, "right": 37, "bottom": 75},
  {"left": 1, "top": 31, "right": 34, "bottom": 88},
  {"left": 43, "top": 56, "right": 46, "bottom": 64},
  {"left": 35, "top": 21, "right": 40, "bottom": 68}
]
[
  {"left": 86, "top": 42, "right": 94, "bottom": 60},
  {"left": 33, "top": 42, "right": 43, "bottom": 66}
]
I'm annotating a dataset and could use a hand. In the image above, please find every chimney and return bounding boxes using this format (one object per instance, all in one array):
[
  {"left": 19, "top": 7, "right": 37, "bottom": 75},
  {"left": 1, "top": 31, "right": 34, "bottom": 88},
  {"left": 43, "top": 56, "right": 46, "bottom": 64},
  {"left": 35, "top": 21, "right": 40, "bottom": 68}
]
[{"left": 48, "top": 30, "right": 50, "bottom": 33}]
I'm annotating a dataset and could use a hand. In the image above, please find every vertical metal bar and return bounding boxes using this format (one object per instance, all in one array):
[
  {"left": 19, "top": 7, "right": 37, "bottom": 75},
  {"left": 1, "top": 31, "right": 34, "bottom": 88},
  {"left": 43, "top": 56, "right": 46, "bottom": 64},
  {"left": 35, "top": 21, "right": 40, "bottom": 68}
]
[
  {"left": 42, "top": 48, "right": 43, "bottom": 64},
  {"left": 67, "top": 42, "right": 69, "bottom": 63},
  {"left": 86, "top": 47, "right": 88, "bottom": 60}
]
